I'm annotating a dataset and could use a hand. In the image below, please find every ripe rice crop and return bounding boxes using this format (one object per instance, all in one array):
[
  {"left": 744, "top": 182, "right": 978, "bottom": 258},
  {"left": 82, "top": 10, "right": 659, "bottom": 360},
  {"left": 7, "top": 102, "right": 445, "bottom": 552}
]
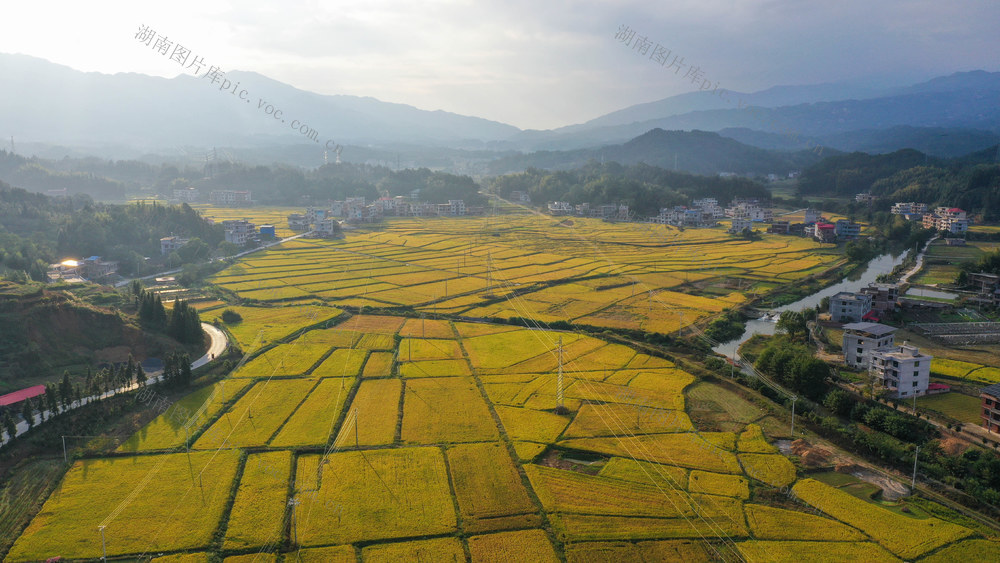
[
  {"left": 446, "top": 442, "right": 536, "bottom": 528},
  {"left": 194, "top": 378, "right": 316, "bottom": 449},
  {"left": 399, "top": 319, "right": 455, "bottom": 338},
  {"left": 8, "top": 451, "right": 240, "bottom": 560},
  {"left": 743, "top": 504, "right": 866, "bottom": 541},
  {"left": 401, "top": 377, "right": 499, "bottom": 443},
  {"left": 119, "top": 379, "right": 251, "bottom": 452},
  {"left": 737, "top": 424, "right": 778, "bottom": 453},
  {"left": 362, "top": 351, "right": 395, "bottom": 378},
  {"left": 792, "top": 478, "right": 973, "bottom": 559},
  {"left": 561, "top": 403, "right": 694, "bottom": 438},
  {"left": 232, "top": 343, "right": 331, "bottom": 378},
  {"left": 513, "top": 441, "right": 547, "bottom": 461},
  {"left": 525, "top": 464, "right": 693, "bottom": 518},
  {"left": 400, "top": 359, "right": 472, "bottom": 378},
  {"left": 735, "top": 540, "right": 898, "bottom": 562},
  {"left": 361, "top": 537, "right": 465, "bottom": 562},
  {"left": 311, "top": 348, "right": 367, "bottom": 377},
  {"left": 293, "top": 447, "right": 457, "bottom": 545},
  {"left": 494, "top": 405, "right": 571, "bottom": 443},
  {"left": 598, "top": 457, "right": 689, "bottom": 490},
  {"left": 688, "top": 470, "right": 749, "bottom": 499},
  {"left": 467, "top": 529, "right": 559, "bottom": 563},
  {"left": 558, "top": 434, "right": 742, "bottom": 473},
  {"left": 398, "top": 338, "right": 464, "bottom": 361},
  {"left": 930, "top": 358, "right": 981, "bottom": 378},
  {"left": 739, "top": 453, "right": 796, "bottom": 487},
  {"left": 565, "top": 540, "right": 712, "bottom": 563},
  {"left": 223, "top": 451, "right": 291, "bottom": 550},
  {"left": 289, "top": 545, "right": 356, "bottom": 562},
  {"left": 921, "top": 539, "right": 1000, "bottom": 563},
  {"left": 210, "top": 305, "right": 341, "bottom": 348},
  {"left": 334, "top": 378, "right": 400, "bottom": 446},
  {"left": 270, "top": 377, "right": 355, "bottom": 447}
]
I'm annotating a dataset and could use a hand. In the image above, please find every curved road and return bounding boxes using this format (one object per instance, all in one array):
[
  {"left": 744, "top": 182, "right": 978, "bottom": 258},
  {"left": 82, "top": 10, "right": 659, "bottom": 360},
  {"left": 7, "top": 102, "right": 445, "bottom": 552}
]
[
  {"left": 193, "top": 322, "right": 229, "bottom": 369},
  {"left": 2, "top": 323, "right": 228, "bottom": 443}
]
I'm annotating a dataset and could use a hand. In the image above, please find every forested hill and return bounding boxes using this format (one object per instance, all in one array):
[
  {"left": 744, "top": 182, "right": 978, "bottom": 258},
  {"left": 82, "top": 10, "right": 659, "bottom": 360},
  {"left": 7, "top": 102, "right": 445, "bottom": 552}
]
[
  {"left": 797, "top": 147, "right": 1000, "bottom": 220},
  {"left": 486, "top": 129, "right": 826, "bottom": 176},
  {"left": 0, "top": 181, "right": 223, "bottom": 279},
  {"left": 487, "top": 161, "right": 770, "bottom": 217}
]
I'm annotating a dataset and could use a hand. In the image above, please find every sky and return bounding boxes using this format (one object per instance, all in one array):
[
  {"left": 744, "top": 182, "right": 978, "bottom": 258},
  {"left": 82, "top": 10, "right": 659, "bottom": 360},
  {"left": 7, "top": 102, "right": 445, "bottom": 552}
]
[{"left": 2, "top": 0, "right": 998, "bottom": 130}]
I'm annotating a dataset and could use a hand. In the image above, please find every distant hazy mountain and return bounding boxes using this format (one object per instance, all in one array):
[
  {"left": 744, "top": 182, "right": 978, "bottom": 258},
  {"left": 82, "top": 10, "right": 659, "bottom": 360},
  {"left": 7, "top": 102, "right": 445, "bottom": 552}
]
[
  {"left": 0, "top": 54, "right": 519, "bottom": 151},
  {"left": 487, "top": 129, "right": 826, "bottom": 176},
  {"left": 719, "top": 126, "right": 1000, "bottom": 158},
  {"left": 511, "top": 72, "right": 1000, "bottom": 151}
]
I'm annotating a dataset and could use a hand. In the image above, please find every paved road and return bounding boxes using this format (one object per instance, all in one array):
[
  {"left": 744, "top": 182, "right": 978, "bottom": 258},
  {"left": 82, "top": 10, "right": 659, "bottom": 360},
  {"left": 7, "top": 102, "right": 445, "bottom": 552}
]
[
  {"left": 2, "top": 323, "right": 228, "bottom": 444},
  {"left": 193, "top": 323, "right": 229, "bottom": 369},
  {"left": 898, "top": 235, "right": 939, "bottom": 285},
  {"left": 115, "top": 231, "right": 313, "bottom": 288}
]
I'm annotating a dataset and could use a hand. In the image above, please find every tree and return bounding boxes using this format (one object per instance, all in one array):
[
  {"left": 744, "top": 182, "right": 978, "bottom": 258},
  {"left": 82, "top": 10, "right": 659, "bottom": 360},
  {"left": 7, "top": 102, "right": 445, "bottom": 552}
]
[
  {"left": 1, "top": 409, "right": 16, "bottom": 442},
  {"left": 136, "top": 364, "right": 147, "bottom": 387},
  {"left": 824, "top": 389, "right": 853, "bottom": 416},
  {"left": 60, "top": 371, "right": 73, "bottom": 410},
  {"left": 221, "top": 309, "right": 243, "bottom": 324},
  {"left": 776, "top": 311, "right": 808, "bottom": 339},
  {"left": 45, "top": 383, "right": 58, "bottom": 415},
  {"left": 21, "top": 397, "right": 34, "bottom": 429}
]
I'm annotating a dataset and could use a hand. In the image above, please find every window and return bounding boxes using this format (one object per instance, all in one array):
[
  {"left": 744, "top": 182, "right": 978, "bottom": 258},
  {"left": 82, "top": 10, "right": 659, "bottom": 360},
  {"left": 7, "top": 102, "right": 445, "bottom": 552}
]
[
  {"left": 913, "top": 381, "right": 918, "bottom": 387},
  {"left": 914, "top": 361, "right": 920, "bottom": 367},
  {"left": 901, "top": 391, "right": 907, "bottom": 396}
]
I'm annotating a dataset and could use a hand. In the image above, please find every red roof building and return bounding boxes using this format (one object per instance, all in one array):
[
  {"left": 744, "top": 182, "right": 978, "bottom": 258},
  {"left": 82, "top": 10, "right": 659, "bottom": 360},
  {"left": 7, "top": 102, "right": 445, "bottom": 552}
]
[{"left": 0, "top": 384, "right": 46, "bottom": 407}]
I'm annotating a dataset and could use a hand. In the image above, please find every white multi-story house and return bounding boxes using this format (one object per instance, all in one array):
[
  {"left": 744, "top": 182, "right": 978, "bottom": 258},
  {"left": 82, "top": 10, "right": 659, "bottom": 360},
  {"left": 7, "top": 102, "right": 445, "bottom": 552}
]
[
  {"left": 922, "top": 207, "right": 969, "bottom": 234},
  {"left": 891, "top": 202, "right": 928, "bottom": 215},
  {"left": 692, "top": 198, "right": 725, "bottom": 218},
  {"left": 222, "top": 219, "right": 256, "bottom": 245},
  {"left": 287, "top": 213, "right": 309, "bottom": 230},
  {"left": 448, "top": 200, "right": 466, "bottom": 216},
  {"left": 869, "top": 344, "right": 932, "bottom": 398},
  {"left": 841, "top": 322, "right": 897, "bottom": 368},
  {"left": 209, "top": 190, "right": 252, "bottom": 207},
  {"left": 803, "top": 208, "right": 822, "bottom": 224},
  {"left": 835, "top": 220, "right": 862, "bottom": 240},
  {"left": 548, "top": 201, "right": 573, "bottom": 215},
  {"left": 160, "top": 236, "right": 189, "bottom": 255},
  {"left": 830, "top": 292, "right": 873, "bottom": 323},
  {"left": 172, "top": 187, "right": 200, "bottom": 202},
  {"left": 729, "top": 217, "right": 753, "bottom": 234}
]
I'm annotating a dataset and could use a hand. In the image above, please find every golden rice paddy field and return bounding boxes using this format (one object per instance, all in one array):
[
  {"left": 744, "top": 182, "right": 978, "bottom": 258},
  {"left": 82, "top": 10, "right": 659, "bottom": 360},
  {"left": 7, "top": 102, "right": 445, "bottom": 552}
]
[
  {"left": 9, "top": 311, "right": 997, "bottom": 561},
  {"left": 8, "top": 214, "right": 995, "bottom": 561},
  {"left": 203, "top": 214, "right": 843, "bottom": 334}
]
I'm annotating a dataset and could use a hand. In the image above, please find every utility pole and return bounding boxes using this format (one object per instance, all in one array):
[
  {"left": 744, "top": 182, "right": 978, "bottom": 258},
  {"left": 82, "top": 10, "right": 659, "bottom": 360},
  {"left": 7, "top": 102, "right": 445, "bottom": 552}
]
[
  {"left": 62, "top": 436, "right": 67, "bottom": 463},
  {"left": 912, "top": 445, "right": 920, "bottom": 490}
]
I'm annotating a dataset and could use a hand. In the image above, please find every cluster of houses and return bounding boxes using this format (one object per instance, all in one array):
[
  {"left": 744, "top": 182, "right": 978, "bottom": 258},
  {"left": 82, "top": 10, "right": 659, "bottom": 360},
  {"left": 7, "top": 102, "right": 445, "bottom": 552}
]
[
  {"left": 891, "top": 203, "right": 970, "bottom": 234},
  {"left": 841, "top": 321, "right": 937, "bottom": 399},
  {"left": 829, "top": 283, "right": 900, "bottom": 323},
  {"left": 547, "top": 201, "right": 631, "bottom": 220},
  {"left": 169, "top": 188, "right": 254, "bottom": 208},
  {"left": 288, "top": 197, "right": 476, "bottom": 227},
  {"left": 650, "top": 198, "right": 725, "bottom": 227},
  {"left": 46, "top": 256, "right": 119, "bottom": 283},
  {"left": 159, "top": 219, "right": 275, "bottom": 255}
]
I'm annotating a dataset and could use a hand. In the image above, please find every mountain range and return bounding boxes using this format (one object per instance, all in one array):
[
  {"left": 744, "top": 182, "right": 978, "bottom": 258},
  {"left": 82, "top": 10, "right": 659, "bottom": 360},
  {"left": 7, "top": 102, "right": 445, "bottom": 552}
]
[{"left": 2, "top": 53, "right": 1000, "bottom": 170}]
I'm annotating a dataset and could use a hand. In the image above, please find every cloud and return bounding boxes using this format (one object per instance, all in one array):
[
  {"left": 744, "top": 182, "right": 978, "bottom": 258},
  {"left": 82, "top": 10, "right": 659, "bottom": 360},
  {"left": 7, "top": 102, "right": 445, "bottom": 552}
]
[{"left": 0, "top": 0, "right": 997, "bottom": 130}]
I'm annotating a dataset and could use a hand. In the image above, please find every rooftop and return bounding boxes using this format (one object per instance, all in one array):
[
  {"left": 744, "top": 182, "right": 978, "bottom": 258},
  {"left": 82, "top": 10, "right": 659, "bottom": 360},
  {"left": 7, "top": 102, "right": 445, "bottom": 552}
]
[
  {"left": 0, "top": 384, "right": 46, "bottom": 407},
  {"left": 983, "top": 382, "right": 1000, "bottom": 399},
  {"left": 842, "top": 322, "right": 896, "bottom": 336}
]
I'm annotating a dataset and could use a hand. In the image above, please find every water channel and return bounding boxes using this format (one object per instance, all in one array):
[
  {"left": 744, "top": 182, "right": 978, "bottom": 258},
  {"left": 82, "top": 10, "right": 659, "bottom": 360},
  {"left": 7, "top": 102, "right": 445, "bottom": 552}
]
[{"left": 712, "top": 250, "right": 911, "bottom": 361}]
